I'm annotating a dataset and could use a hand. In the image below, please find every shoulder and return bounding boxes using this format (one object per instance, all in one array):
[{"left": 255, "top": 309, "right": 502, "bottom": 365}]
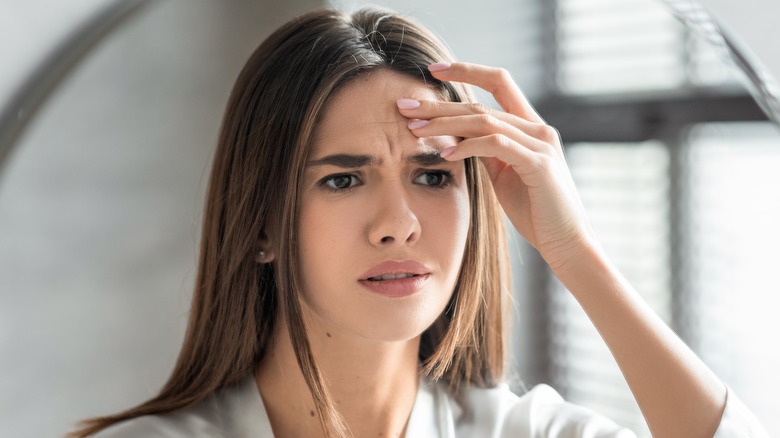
[
  {"left": 713, "top": 387, "right": 771, "bottom": 438},
  {"left": 91, "top": 396, "right": 224, "bottom": 438},
  {"left": 92, "top": 376, "right": 270, "bottom": 438},
  {"left": 446, "top": 382, "right": 636, "bottom": 438}
]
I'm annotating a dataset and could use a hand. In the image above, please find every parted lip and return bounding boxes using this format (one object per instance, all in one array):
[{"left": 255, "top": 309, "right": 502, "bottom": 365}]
[{"left": 359, "top": 260, "right": 431, "bottom": 280}]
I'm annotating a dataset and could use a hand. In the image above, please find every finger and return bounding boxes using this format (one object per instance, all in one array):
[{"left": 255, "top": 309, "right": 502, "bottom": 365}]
[
  {"left": 428, "top": 62, "right": 544, "bottom": 124},
  {"left": 479, "top": 155, "right": 515, "bottom": 186},
  {"left": 441, "top": 135, "right": 549, "bottom": 182},
  {"left": 408, "top": 113, "right": 556, "bottom": 156},
  {"left": 397, "top": 99, "right": 547, "bottom": 139},
  {"left": 397, "top": 99, "right": 560, "bottom": 149}
]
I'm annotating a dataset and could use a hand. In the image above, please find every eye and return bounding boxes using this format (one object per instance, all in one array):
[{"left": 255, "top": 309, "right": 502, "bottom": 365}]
[
  {"left": 321, "top": 174, "right": 361, "bottom": 191},
  {"left": 414, "top": 170, "right": 451, "bottom": 188}
]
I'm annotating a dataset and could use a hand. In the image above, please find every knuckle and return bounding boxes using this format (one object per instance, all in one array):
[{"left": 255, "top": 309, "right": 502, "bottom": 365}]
[
  {"left": 491, "top": 68, "right": 512, "bottom": 87},
  {"left": 528, "top": 154, "right": 550, "bottom": 173},
  {"left": 537, "top": 124, "right": 561, "bottom": 144},
  {"left": 539, "top": 142, "right": 557, "bottom": 156},
  {"left": 488, "top": 133, "right": 510, "bottom": 149},
  {"left": 466, "top": 102, "right": 490, "bottom": 115},
  {"left": 476, "top": 114, "right": 499, "bottom": 130}
]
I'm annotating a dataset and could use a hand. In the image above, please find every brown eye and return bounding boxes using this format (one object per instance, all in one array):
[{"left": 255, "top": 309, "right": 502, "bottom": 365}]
[
  {"left": 322, "top": 174, "right": 360, "bottom": 191},
  {"left": 414, "top": 171, "right": 450, "bottom": 188}
]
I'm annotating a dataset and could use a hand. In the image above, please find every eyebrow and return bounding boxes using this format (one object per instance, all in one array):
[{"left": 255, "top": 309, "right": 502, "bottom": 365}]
[
  {"left": 307, "top": 152, "right": 445, "bottom": 168},
  {"left": 307, "top": 154, "right": 376, "bottom": 168},
  {"left": 409, "top": 152, "right": 446, "bottom": 166}
]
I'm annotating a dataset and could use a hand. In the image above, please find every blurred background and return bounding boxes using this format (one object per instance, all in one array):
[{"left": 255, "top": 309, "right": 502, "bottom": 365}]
[{"left": 1, "top": 0, "right": 778, "bottom": 436}]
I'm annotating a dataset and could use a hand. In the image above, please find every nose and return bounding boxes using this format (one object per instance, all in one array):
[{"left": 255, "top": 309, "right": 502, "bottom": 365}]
[{"left": 367, "top": 182, "right": 421, "bottom": 247}]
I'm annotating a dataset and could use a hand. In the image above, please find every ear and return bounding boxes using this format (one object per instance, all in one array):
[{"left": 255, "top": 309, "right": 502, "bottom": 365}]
[{"left": 254, "top": 235, "right": 276, "bottom": 264}]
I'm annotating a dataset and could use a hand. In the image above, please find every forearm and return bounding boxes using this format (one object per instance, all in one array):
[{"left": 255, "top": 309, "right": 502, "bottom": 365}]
[
  {"left": 415, "top": 60, "right": 729, "bottom": 435},
  {"left": 552, "top": 242, "right": 727, "bottom": 438}
]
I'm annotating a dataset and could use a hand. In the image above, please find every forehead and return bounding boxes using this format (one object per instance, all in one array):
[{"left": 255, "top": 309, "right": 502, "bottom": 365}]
[{"left": 311, "top": 70, "right": 449, "bottom": 155}]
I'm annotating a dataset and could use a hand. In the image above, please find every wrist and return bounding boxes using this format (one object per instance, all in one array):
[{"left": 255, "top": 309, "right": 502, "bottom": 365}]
[
  {"left": 544, "top": 236, "right": 617, "bottom": 294},
  {"left": 542, "top": 233, "right": 603, "bottom": 274}
]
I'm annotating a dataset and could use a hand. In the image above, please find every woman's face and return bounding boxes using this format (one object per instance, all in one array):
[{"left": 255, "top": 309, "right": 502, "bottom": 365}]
[{"left": 297, "top": 70, "right": 470, "bottom": 343}]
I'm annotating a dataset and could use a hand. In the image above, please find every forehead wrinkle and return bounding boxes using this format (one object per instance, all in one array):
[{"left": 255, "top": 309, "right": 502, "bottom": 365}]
[
  {"left": 312, "top": 120, "right": 454, "bottom": 163},
  {"left": 311, "top": 70, "right": 453, "bottom": 161}
]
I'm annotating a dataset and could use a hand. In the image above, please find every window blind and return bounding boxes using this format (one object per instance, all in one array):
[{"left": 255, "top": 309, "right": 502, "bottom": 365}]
[
  {"left": 685, "top": 122, "right": 780, "bottom": 436},
  {"left": 539, "top": 1, "right": 773, "bottom": 435},
  {"left": 551, "top": 142, "right": 671, "bottom": 436},
  {"left": 555, "top": 0, "right": 741, "bottom": 95}
]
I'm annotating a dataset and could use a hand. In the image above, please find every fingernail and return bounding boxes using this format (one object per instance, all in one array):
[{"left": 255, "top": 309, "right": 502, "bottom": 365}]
[
  {"left": 396, "top": 99, "right": 420, "bottom": 109},
  {"left": 428, "top": 62, "right": 451, "bottom": 72},
  {"left": 408, "top": 119, "right": 429, "bottom": 129},
  {"left": 439, "top": 146, "right": 456, "bottom": 158}
]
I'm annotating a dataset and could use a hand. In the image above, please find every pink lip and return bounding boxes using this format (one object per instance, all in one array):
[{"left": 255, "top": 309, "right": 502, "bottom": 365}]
[
  {"left": 359, "top": 260, "right": 431, "bottom": 280},
  {"left": 358, "top": 260, "right": 431, "bottom": 298}
]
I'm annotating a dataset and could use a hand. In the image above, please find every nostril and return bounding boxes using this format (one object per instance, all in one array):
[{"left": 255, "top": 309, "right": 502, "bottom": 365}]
[{"left": 380, "top": 236, "right": 395, "bottom": 244}]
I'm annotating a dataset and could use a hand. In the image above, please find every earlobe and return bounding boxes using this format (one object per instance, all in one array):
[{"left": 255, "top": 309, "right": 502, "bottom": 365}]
[
  {"left": 255, "top": 248, "right": 276, "bottom": 264},
  {"left": 254, "top": 233, "right": 276, "bottom": 264}
]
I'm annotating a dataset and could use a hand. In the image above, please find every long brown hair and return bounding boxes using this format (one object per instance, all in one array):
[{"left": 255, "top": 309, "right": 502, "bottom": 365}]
[{"left": 70, "top": 7, "right": 509, "bottom": 438}]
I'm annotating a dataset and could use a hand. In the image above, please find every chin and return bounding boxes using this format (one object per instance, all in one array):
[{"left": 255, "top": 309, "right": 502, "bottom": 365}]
[
  {"left": 353, "top": 294, "right": 451, "bottom": 342},
  {"left": 303, "top": 291, "right": 448, "bottom": 344},
  {"left": 355, "top": 318, "right": 435, "bottom": 343}
]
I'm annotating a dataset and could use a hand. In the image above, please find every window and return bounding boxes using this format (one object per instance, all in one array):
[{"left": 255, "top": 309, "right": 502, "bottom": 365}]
[{"left": 514, "top": 0, "right": 777, "bottom": 436}]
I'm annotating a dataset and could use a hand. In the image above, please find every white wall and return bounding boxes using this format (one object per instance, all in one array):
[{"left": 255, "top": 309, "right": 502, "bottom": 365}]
[
  {"left": 698, "top": 0, "right": 780, "bottom": 84},
  {"left": 0, "top": 0, "right": 114, "bottom": 105},
  {"left": 0, "top": 1, "right": 320, "bottom": 436},
  {"left": 331, "top": 0, "right": 548, "bottom": 102}
]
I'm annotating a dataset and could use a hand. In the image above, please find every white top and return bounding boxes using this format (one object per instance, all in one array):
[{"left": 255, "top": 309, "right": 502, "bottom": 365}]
[{"left": 95, "top": 375, "right": 768, "bottom": 437}]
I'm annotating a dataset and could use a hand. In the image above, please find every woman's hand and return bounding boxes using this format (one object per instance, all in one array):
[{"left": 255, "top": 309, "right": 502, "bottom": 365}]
[
  {"left": 397, "top": 62, "right": 596, "bottom": 272},
  {"left": 399, "top": 62, "right": 733, "bottom": 438}
]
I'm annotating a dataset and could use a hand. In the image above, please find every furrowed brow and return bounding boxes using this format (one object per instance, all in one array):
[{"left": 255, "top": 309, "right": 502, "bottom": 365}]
[
  {"left": 307, "top": 154, "right": 376, "bottom": 168},
  {"left": 407, "top": 152, "right": 445, "bottom": 166}
]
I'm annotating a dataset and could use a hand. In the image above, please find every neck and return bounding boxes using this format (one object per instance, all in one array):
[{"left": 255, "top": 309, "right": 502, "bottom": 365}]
[{"left": 256, "top": 313, "right": 421, "bottom": 438}]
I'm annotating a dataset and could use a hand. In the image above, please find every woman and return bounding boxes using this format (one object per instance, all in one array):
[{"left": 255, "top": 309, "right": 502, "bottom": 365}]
[{"left": 71, "top": 7, "right": 766, "bottom": 438}]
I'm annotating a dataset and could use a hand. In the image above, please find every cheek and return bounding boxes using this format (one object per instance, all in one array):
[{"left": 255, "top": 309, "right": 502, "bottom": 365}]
[
  {"left": 298, "top": 197, "right": 357, "bottom": 266},
  {"left": 298, "top": 198, "right": 360, "bottom": 284},
  {"left": 422, "top": 188, "right": 471, "bottom": 262}
]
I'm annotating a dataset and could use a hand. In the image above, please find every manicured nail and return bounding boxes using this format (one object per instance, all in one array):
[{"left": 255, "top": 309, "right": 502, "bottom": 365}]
[
  {"left": 408, "top": 119, "right": 429, "bottom": 129},
  {"left": 428, "top": 62, "right": 451, "bottom": 72},
  {"left": 439, "top": 146, "right": 456, "bottom": 158},
  {"left": 396, "top": 99, "right": 420, "bottom": 109}
]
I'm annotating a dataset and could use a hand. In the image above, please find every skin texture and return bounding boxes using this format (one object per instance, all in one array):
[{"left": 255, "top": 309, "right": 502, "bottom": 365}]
[{"left": 256, "top": 70, "right": 468, "bottom": 438}]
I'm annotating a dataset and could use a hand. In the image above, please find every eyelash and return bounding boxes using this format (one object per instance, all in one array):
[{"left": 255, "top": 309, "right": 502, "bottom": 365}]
[
  {"left": 320, "top": 174, "right": 361, "bottom": 192},
  {"left": 318, "top": 170, "right": 453, "bottom": 193},
  {"left": 414, "top": 170, "right": 452, "bottom": 189}
]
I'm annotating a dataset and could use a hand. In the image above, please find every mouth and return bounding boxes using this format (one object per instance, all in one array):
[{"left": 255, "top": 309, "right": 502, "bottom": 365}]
[
  {"left": 359, "top": 260, "right": 431, "bottom": 282},
  {"left": 365, "top": 273, "right": 425, "bottom": 281},
  {"left": 358, "top": 262, "right": 431, "bottom": 297}
]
